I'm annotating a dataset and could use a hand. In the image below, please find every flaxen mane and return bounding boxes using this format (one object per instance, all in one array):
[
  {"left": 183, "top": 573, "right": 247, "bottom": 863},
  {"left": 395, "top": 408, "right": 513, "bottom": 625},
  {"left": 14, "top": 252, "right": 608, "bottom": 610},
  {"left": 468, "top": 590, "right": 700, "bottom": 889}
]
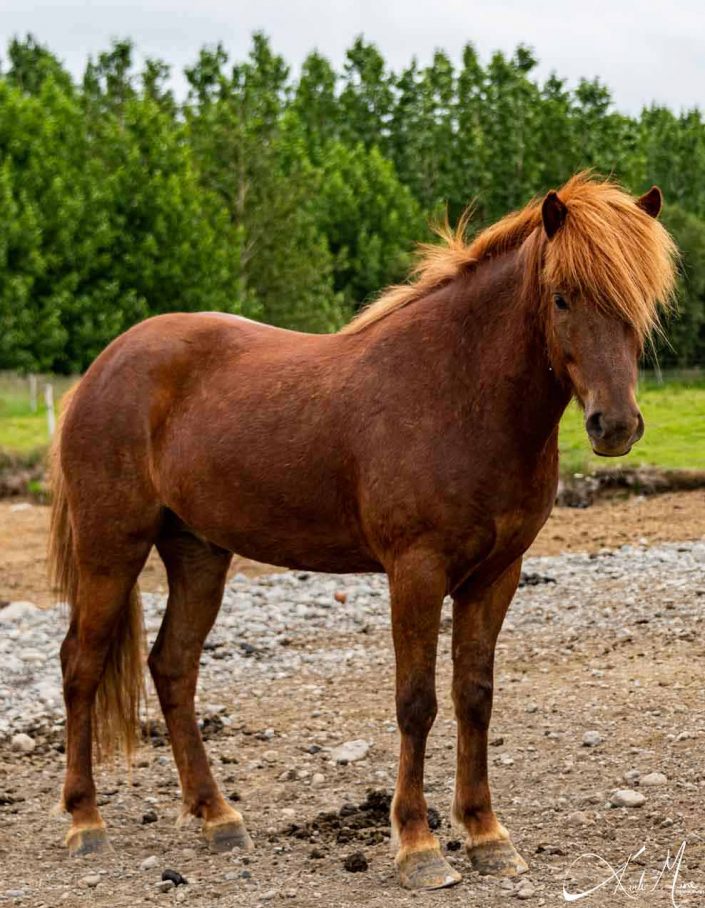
[{"left": 341, "top": 172, "right": 678, "bottom": 341}]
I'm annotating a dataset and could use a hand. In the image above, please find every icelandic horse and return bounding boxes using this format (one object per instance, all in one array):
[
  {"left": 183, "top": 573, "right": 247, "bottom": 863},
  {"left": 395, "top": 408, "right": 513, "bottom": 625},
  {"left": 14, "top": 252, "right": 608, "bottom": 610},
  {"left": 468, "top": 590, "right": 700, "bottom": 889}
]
[{"left": 49, "top": 174, "right": 677, "bottom": 889}]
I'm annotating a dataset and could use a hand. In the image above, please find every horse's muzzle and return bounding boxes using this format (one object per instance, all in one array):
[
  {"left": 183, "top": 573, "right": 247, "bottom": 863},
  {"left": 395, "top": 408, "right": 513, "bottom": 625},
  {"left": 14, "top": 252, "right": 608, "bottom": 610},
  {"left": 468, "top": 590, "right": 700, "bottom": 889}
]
[{"left": 585, "top": 409, "right": 644, "bottom": 457}]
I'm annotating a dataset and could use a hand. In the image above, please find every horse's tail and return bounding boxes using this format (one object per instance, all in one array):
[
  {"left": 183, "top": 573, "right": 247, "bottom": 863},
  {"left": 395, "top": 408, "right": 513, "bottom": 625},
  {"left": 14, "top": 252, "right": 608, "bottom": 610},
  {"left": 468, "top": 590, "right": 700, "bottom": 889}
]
[{"left": 48, "top": 382, "right": 145, "bottom": 761}]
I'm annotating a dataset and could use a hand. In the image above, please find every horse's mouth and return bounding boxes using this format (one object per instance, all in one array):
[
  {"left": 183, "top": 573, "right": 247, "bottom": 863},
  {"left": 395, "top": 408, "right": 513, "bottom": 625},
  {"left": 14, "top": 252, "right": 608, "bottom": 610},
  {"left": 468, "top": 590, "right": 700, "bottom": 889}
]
[{"left": 590, "top": 442, "right": 633, "bottom": 457}]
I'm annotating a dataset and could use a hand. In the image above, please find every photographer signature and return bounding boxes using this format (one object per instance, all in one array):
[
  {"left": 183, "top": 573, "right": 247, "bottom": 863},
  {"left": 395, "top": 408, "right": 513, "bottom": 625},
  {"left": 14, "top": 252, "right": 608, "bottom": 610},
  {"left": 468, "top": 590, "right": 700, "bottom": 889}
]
[{"left": 563, "top": 841, "right": 703, "bottom": 907}]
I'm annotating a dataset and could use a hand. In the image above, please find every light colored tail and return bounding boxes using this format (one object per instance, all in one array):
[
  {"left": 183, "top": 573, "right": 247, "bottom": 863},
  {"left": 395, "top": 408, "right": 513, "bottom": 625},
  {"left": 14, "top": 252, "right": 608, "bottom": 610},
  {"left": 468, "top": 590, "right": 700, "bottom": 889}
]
[{"left": 48, "top": 382, "right": 145, "bottom": 761}]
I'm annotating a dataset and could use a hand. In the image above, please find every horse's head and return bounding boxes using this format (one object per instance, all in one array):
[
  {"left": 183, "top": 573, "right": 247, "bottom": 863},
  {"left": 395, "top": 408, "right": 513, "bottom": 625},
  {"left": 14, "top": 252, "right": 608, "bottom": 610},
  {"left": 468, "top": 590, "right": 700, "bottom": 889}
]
[{"left": 539, "top": 179, "right": 676, "bottom": 457}]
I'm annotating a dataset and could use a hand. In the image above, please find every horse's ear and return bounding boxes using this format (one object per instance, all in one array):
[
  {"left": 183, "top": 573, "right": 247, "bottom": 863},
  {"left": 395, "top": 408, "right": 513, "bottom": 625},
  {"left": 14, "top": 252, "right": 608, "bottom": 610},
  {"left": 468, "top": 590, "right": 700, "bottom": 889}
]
[
  {"left": 542, "top": 190, "right": 568, "bottom": 239},
  {"left": 637, "top": 185, "right": 663, "bottom": 218}
]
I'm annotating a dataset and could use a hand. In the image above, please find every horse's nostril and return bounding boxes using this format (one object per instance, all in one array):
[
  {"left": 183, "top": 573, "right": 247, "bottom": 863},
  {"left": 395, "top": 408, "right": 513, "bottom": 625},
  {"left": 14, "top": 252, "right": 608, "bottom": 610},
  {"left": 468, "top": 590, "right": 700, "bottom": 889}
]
[
  {"left": 586, "top": 411, "right": 604, "bottom": 438},
  {"left": 635, "top": 412, "right": 645, "bottom": 440}
]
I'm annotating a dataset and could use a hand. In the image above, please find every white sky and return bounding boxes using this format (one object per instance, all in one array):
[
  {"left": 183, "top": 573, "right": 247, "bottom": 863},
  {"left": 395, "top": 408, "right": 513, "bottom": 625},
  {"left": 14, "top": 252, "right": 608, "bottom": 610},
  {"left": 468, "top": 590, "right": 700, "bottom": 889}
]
[{"left": 1, "top": 0, "right": 703, "bottom": 113}]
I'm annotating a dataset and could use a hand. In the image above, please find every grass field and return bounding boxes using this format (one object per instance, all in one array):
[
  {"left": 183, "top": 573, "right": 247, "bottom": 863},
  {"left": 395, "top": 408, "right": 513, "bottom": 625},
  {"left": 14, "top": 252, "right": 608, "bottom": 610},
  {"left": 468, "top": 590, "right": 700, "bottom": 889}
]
[
  {"left": 0, "top": 373, "right": 78, "bottom": 455},
  {"left": 559, "top": 374, "right": 705, "bottom": 474},
  {"left": 1, "top": 370, "right": 703, "bottom": 474}
]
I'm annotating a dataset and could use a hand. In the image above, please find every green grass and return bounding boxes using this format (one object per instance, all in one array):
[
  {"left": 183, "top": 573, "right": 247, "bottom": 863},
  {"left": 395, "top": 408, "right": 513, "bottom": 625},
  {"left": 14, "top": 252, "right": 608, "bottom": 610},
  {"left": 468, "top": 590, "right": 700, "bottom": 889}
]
[
  {"left": 559, "top": 374, "right": 705, "bottom": 475},
  {"left": 1, "top": 370, "right": 704, "bottom": 475},
  {"left": 0, "top": 373, "right": 77, "bottom": 455}
]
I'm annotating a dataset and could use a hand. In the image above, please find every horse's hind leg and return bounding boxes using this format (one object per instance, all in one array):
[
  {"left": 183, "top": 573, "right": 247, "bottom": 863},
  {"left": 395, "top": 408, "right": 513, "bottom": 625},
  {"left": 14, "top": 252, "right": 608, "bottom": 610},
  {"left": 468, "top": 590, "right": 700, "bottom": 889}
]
[
  {"left": 61, "top": 561, "right": 147, "bottom": 855},
  {"left": 149, "top": 521, "right": 252, "bottom": 853}
]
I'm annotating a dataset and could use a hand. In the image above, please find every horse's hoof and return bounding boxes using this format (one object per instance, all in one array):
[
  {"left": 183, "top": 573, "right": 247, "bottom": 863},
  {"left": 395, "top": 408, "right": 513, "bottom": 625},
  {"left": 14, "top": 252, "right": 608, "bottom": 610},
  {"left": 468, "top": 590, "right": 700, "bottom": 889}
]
[
  {"left": 66, "top": 825, "right": 111, "bottom": 857},
  {"left": 203, "top": 819, "right": 254, "bottom": 854},
  {"left": 467, "top": 839, "right": 528, "bottom": 877},
  {"left": 396, "top": 847, "right": 462, "bottom": 890}
]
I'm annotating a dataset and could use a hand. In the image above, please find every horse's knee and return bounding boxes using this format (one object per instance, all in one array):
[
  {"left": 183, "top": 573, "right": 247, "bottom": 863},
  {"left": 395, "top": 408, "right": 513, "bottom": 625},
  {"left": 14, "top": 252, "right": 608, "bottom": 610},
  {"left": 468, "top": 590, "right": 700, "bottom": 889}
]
[
  {"left": 453, "top": 677, "right": 493, "bottom": 729},
  {"left": 396, "top": 677, "right": 437, "bottom": 736}
]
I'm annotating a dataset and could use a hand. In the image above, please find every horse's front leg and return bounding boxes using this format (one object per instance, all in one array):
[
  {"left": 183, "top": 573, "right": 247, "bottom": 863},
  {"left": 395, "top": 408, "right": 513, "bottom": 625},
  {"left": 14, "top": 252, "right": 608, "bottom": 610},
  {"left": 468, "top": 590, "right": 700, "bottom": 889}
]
[
  {"left": 389, "top": 551, "right": 461, "bottom": 890},
  {"left": 451, "top": 560, "right": 528, "bottom": 876}
]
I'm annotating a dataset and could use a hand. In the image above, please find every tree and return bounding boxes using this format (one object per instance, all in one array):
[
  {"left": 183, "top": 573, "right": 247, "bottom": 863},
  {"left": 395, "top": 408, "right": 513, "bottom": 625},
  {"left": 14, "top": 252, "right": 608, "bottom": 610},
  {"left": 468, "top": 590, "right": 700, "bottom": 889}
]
[
  {"left": 315, "top": 142, "right": 424, "bottom": 309},
  {"left": 185, "top": 36, "right": 343, "bottom": 332}
]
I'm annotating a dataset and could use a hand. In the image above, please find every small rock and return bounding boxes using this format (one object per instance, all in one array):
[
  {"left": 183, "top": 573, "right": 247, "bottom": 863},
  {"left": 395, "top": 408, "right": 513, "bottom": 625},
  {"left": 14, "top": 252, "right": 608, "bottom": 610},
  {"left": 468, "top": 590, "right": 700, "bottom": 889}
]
[
  {"left": 281, "top": 807, "right": 296, "bottom": 818},
  {"left": 610, "top": 789, "right": 646, "bottom": 808},
  {"left": 516, "top": 882, "right": 536, "bottom": 899},
  {"left": 141, "top": 855, "right": 159, "bottom": 871},
  {"left": 334, "top": 591, "right": 348, "bottom": 603},
  {"left": 81, "top": 874, "right": 101, "bottom": 889},
  {"left": 3, "top": 891, "right": 26, "bottom": 900},
  {"left": 311, "top": 772, "right": 325, "bottom": 786},
  {"left": 640, "top": 772, "right": 667, "bottom": 787},
  {"left": 261, "top": 890, "right": 277, "bottom": 901},
  {"left": 142, "top": 810, "right": 158, "bottom": 824},
  {"left": 157, "top": 879, "right": 175, "bottom": 893},
  {"left": 343, "top": 851, "right": 369, "bottom": 872},
  {"left": 582, "top": 731, "right": 602, "bottom": 747},
  {"left": 162, "top": 870, "right": 187, "bottom": 887},
  {"left": 11, "top": 733, "right": 35, "bottom": 754},
  {"left": 263, "top": 750, "right": 278, "bottom": 763},
  {"left": 565, "top": 811, "right": 593, "bottom": 826},
  {"left": 623, "top": 769, "right": 641, "bottom": 785},
  {"left": 331, "top": 740, "right": 370, "bottom": 764}
]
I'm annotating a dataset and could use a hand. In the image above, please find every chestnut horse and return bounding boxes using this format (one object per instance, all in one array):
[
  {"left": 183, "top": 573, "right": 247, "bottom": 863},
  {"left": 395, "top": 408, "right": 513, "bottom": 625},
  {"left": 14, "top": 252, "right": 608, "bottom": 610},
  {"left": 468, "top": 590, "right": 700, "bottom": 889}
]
[{"left": 49, "top": 174, "right": 677, "bottom": 890}]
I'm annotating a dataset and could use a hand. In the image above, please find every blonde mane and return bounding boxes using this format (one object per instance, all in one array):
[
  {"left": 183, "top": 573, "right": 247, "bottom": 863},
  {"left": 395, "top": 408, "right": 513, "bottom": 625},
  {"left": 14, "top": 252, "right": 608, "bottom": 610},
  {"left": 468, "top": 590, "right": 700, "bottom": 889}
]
[{"left": 340, "top": 172, "right": 678, "bottom": 341}]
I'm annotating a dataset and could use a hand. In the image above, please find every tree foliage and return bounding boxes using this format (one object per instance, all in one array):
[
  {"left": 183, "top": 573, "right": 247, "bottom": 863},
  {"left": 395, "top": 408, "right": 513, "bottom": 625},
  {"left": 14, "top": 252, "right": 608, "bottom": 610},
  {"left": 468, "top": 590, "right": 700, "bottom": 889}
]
[{"left": 0, "top": 33, "right": 704, "bottom": 371}]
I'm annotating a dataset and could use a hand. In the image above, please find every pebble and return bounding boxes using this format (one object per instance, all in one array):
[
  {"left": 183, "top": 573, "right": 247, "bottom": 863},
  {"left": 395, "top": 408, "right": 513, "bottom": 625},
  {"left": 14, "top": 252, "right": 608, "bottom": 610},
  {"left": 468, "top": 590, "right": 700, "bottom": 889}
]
[
  {"left": 610, "top": 789, "right": 646, "bottom": 808},
  {"left": 263, "top": 750, "right": 278, "bottom": 763},
  {"left": 261, "top": 890, "right": 277, "bottom": 900},
  {"left": 141, "top": 855, "right": 159, "bottom": 871},
  {"left": 157, "top": 880, "right": 175, "bottom": 893},
  {"left": 81, "top": 874, "right": 101, "bottom": 888},
  {"left": 582, "top": 731, "right": 602, "bottom": 747},
  {"left": 4, "top": 892, "right": 26, "bottom": 900},
  {"left": 162, "top": 870, "right": 187, "bottom": 887},
  {"left": 331, "top": 739, "right": 371, "bottom": 764},
  {"left": 623, "top": 769, "right": 640, "bottom": 785},
  {"left": 565, "top": 811, "right": 593, "bottom": 826},
  {"left": 516, "top": 882, "right": 536, "bottom": 900},
  {"left": 311, "top": 772, "right": 325, "bottom": 786},
  {"left": 10, "top": 733, "right": 35, "bottom": 754},
  {"left": 640, "top": 772, "right": 667, "bottom": 787}
]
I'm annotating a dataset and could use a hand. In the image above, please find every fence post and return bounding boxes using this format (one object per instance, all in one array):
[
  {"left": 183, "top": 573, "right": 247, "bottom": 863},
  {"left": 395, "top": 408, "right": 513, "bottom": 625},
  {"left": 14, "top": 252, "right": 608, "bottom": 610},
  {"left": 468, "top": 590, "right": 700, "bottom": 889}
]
[
  {"left": 44, "top": 383, "right": 56, "bottom": 438},
  {"left": 28, "top": 374, "right": 38, "bottom": 413}
]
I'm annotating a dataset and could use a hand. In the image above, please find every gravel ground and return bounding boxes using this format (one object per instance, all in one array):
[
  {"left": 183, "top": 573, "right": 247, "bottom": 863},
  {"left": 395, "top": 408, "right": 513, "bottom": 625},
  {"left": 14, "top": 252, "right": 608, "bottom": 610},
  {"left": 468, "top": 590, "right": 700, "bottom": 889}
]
[{"left": 1, "top": 540, "right": 704, "bottom": 906}]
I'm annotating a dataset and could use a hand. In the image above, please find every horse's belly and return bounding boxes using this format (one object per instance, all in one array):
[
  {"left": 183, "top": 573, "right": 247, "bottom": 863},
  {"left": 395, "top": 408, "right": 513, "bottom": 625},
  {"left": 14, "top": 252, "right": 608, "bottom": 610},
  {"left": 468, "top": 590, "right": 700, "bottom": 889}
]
[{"left": 159, "top": 455, "right": 380, "bottom": 573}]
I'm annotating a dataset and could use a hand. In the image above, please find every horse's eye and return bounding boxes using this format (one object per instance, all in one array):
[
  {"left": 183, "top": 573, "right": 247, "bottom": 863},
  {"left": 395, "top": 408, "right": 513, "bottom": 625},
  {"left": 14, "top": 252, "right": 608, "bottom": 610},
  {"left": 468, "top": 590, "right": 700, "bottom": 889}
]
[{"left": 554, "top": 293, "right": 569, "bottom": 311}]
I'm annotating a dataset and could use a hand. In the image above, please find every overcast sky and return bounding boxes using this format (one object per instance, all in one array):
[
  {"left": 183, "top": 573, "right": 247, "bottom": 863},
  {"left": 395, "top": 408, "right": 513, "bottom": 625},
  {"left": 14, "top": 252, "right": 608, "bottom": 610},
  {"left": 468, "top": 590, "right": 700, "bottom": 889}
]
[{"left": 2, "top": 0, "right": 703, "bottom": 114}]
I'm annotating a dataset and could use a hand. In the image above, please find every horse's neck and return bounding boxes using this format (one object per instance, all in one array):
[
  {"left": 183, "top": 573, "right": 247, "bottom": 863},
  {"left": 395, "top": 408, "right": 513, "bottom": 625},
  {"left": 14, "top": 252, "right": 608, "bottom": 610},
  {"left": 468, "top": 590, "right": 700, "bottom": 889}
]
[
  {"left": 458, "top": 254, "right": 571, "bottom": 451},
  {"left": 374, "top": 250, "right": 572, "bottom": 455}
]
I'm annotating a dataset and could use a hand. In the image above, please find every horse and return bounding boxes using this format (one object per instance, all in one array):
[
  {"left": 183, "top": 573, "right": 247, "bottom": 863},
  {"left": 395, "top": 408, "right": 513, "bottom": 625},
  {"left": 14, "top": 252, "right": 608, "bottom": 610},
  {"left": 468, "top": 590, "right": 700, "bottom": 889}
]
[{"left": 48, "top": 173, "right": 677, "bottom": 890}]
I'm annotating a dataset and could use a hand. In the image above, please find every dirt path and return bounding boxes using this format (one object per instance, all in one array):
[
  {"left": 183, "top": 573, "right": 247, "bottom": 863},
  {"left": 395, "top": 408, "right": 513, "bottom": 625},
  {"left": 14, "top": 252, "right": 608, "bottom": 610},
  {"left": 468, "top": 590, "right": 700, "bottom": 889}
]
[{"left": 2, "top": 491, "right": 705, "bottom": 607}]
